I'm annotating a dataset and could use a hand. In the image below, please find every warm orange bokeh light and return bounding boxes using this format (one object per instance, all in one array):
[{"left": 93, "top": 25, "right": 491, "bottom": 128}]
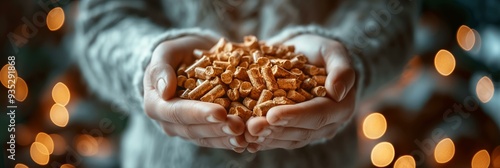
[
  {"left": 76, "top": 134, "right": 99, "bottom": 156},
  {"left": 456, "top": 25, "right": 476, "bottom": 51},
  {"left": 371, "top": 142, "right": 395, "bottom": 167},
  {"left": 15, "top": 77, "right": 28, "bottom": 102},
  {"left": 35, "top": 132, "right": 54, "bottom": 154},
  {"left": 50, "top": 134, "right": 67, "bottom": 155},
  {"left": 47, "top": 7, "right": 65, "bottom": 31},
  {"left": 52, "top": 82, "right": 71, "bottom": 106},
  {"left": 14, "top": 163, "right": 28, "bottom": 168},
  {"left": 493, "top": 146, "right": 500, "bottom": 168},
  {"left": 50, "top": 104, "right": 69, "bottom": 127},
  {"left": 476, "top": 76, "right": 495, "bottom": 103},
  {"left": 1, "top": 64, "right": 17, "bottom": 88},
  {"left": 434, "top": 138, "right": 455, "bottom": 164},
  {"left": 60, "top": 164, "right": 76, "bottom": 168},
  {"left": 471, "top": 149, "right": 490, "bottom": 168},
  {"left": 394, "top": 155, "right": 416, "bottom": 168},
  {"left": 434, "top": 49, "right": 456, "bottom": 76},
  {"left": 30, "top": 142, "right": 50, "bottom": 165},
  {"left": 363, "top": 113, "right": 387, "bottom": 140}
]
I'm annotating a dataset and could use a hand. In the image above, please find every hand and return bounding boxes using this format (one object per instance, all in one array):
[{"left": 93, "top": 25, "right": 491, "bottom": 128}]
[
  {"left": 143, "top": 36, "right": 248, "bottom": 153},
  {"left": 245, "top": 34, "right": 357, "bottom": 152}
]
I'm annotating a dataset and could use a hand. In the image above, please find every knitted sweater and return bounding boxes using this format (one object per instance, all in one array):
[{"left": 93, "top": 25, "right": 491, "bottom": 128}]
[{"left": 74, "top": 0, "right": 417, "bottom": 167}]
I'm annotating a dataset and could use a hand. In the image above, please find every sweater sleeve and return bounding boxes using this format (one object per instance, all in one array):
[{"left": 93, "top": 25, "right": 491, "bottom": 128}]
[
  {"left": 74, "top": 0, "right": 220, "bottom": 114},
  {"left": 268, "top": 0, "right": 419, "bottom": 99}
]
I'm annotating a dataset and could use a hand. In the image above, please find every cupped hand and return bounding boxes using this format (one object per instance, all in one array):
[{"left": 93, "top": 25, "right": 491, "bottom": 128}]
[
  {"left": 245, "top": 35, "right": 357, "bottom": 152},
  {"left": 143, "top": 36, "right": 248, "bottom": 153}
]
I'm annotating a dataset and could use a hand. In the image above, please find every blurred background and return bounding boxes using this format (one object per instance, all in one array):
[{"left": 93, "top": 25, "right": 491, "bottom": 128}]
[{"left": 0, "top": 0, "right": 499, "bottom": 167}]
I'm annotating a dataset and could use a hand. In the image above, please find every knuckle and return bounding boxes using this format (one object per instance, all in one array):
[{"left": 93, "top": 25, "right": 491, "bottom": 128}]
[
  {"left": 143, "top": 105, "right": 156, "bottom": 119},
  {"left": 182, "top": 126, "right": 197, "bottom": 139},
  {"left": 300, "top": 130, "right": 313, "bottom": 141},
  {"left": 161, "top": 124, "right": 176, "bottom": 137},
  {"left": 291, "top": 141, "right": 306, "bottom": 149},
  {"left": 165, "top": 103, "right": 184, "bottom": 124},
  {"left": 195, "top": 138, "right": 210, "bottom": 147},
  {"left": 314, "top": 115, "right": 329, "bottom": 130}
]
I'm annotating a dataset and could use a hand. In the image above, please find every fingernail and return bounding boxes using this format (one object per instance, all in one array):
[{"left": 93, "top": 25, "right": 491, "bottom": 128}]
[
  {"left": 222, "top": 125, "right": 237, "bottom": 135},
  {"left": 273, "top": 120, "right": 288, "bottom": 126},
  {"left": 230, "top": 137, "right": 240, "bottom": 147},
  {"left": 248, "top": 145, "right": 261, "bottom": 153},
  {"left": 258, "top": 128, "right": 271, "bottom": 137},
  {"left": 157, "top": 78, "right": 166, "bottom": 96},
  {"left": 333, "top": 82, "right": 346, "bottom": 102},
  {"left": 232, "top": 148, "right": 245, "bottom": 153},
  {"left": 256, "top": 136, "right": 265, "bottom": 143},
  {"left": 207, "top": 115, "right": 222, "bottom": 123}
]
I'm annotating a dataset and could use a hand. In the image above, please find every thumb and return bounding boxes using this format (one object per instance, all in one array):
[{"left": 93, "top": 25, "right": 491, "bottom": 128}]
[
  {"left": 323, "top": 43, "right": 356, "bottom": 102},
  {"left": 147, "top": 63, "right": 177, "bottom": 101}
]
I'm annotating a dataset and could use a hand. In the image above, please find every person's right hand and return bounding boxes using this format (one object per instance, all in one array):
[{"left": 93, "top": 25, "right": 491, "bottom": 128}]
[{"left": 143, "top": 36, "right": 248, "bottom": 153}]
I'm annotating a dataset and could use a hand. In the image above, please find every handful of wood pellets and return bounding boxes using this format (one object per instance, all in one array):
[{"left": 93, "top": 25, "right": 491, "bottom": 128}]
[{"left": 176, "top": 36, "right": 326, "bottom": 122}]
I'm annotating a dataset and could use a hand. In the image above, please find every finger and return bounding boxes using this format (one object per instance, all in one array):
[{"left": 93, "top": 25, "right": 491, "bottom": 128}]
[
  {"left": 143, "top": 61, "right": 177, "bottom": 100},
  {"left": 247, "top": 143, "right": 261, "bottom": 153},
  {"left": 257, "top": 139, "right": 308, "bottom": 150},
  {"left": 244, "top": 131, "right": 264, "bottom": 143},
  {"left": 233, "top": 147, "right": 246, "bottom": 153},
  {"left": 266, "top": 93, "right": 355, "bottom": 129},
  {"left": 246, "top": 117, "right": 271, "bottom": 137},
  {"left": 153, "top": 36, "right": 215, "bottom": 68},
  {"left": 321, "top": 42, "right": 356, "bottom": 102},
  {"left": 160, "top": 115, "right": 245, "bottom": 139},
  {"left": 192, "top": 135, "right": 248, "bottom": 149},
  {"left": 262, "top": 123, "right": 340, "bottom": 141},
  {"left": 145, "top": 97, "right": 227, "bottom": 124}
]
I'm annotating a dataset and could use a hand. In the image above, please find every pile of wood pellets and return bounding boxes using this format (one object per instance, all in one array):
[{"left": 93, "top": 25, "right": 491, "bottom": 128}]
[{"left": 176, "top": 36, "right": 326, "bottom": 121}]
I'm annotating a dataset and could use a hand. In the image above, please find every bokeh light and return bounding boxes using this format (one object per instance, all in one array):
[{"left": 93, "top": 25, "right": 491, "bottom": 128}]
[
  {"left": 363, "top": 113, "right": 387, "bottom": 139},
  {"left": 434, "top": 49, "right": 456, "bottom": 76},
  {"left": 371, "top": 142, "right": 395, "bottom": 167},
  {"left": 1, "top": 64, "right": 17, "bottom": 88},
  {"left": 76, "top": 134, "right": 99, "bottom": 156},
  {"left": 46, "top": 7, "right": 65, "bottom": 31},
  {"left": 50, "top": 104, "right": 69, "bottom": 127},
  {"left": 96, "top": 137, "right": 113, "bottom": 157},
  {"left": 60, "top": 164, "right": 76, "bottom": 168},
  {"left": 491, "top": 146, "right": 500, "bottom": 168},
  {"left": 35, "top": 132, "right": 54, "bottom": 154},
  {"left": 471, "top": 149, "right": 490, "bottom": 168},
  {"left": 394, "top": 155, "right": 416, "bottom": 168},
  {"left": 14, "top": 163, "right": 28, "bottom": 168},
  {"left": 15, "top": 77, "right": 28, "bottom": 102},
  {"left": 50, "top": 134, "right": 67, "bottom": 155},
  {"left": 30, "top": 142, "right": 50, "bottom": 165},
  {"left": 456, "top": 25, "right": 476, "bottom": 51},
  {"left": 52, "top": 82, "right": 71, "bottom": 106},
  {"left": 434, "top": 138, "right": 455, "bottom": 164},
  {"left": 470, "top": 29, "right": 482, "bottom": 53},
  {"left": 476, "top": 76, "right": 494, "bottom": 103}
]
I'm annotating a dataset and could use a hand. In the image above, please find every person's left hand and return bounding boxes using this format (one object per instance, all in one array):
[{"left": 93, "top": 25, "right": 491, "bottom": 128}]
[{"left": 244, "top": 34, "right": 357, "bottom": 153}]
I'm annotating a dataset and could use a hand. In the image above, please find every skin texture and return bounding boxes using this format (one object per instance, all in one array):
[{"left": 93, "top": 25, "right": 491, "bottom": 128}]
[
  {"left": 143, "top": 34, "right": 356, "bottom": 153},
  {"left": 143, "top": 36, "right": 248, "bottom": 153},
  {"left": 244, "top": 35, "right": 357, "bottom": 152}
]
